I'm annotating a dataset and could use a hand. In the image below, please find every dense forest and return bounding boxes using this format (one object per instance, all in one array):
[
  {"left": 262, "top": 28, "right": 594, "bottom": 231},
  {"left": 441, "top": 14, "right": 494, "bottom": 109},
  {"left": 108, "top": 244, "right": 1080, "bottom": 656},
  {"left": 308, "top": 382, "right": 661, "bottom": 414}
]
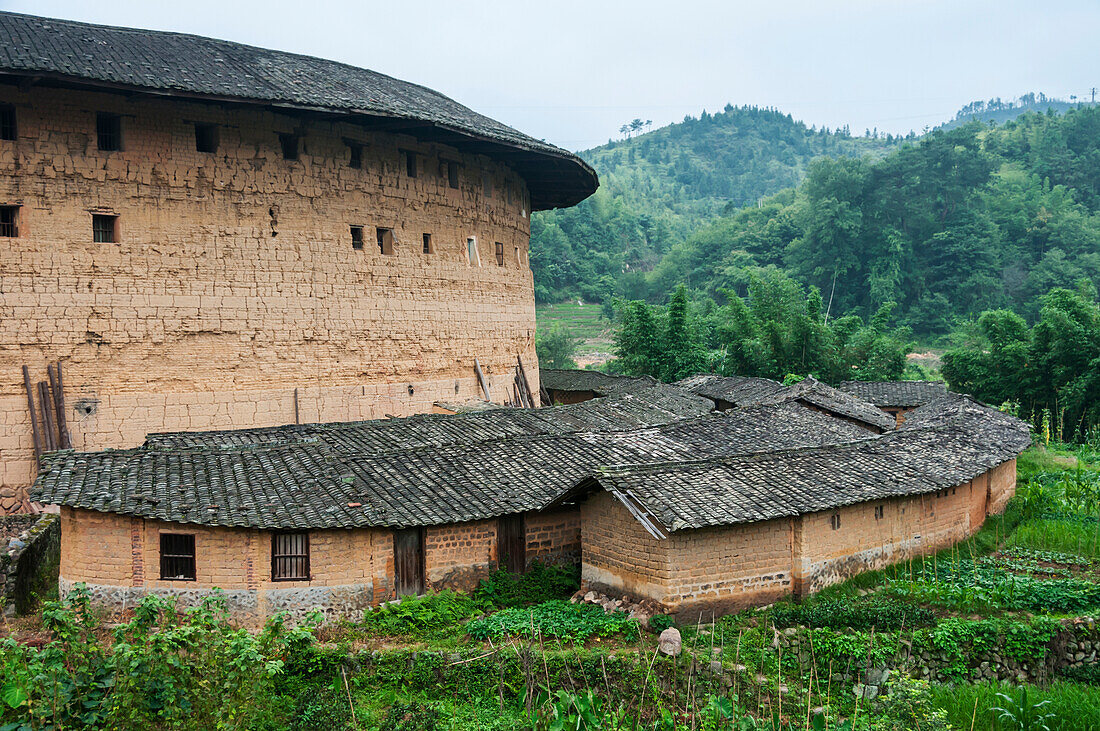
[{"left": 530, "top": 105, "right": 897, "bottom": 303}]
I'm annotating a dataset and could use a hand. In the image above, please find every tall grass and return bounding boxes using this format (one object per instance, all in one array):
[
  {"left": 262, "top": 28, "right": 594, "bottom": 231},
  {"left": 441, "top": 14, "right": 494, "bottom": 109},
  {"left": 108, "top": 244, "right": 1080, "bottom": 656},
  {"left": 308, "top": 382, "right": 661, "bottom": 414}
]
[
  {"left": 930, "top": 682, "right": 1100, "bottom": 731},
  {"left": 1011, "top": 518, "right": 1100, "bottom": 559}
]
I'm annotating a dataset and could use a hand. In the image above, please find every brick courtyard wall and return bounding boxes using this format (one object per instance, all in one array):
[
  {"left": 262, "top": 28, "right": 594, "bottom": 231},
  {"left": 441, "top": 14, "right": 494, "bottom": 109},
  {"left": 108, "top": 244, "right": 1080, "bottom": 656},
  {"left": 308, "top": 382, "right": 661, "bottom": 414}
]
[
  {"left": 525, "top": 507, "right": 581, "bottom": 567},
  {"left": 59, "top": 507, "right": 518, "bottom": 621},
  {"left": 581, "top": 460, "right": 1018, "bottom": 615},
  {"left": 663, "top": 519, "right": 794, "bottom": 616},
  {"left": 580, "top": 491, "right": 671, "bottom": 601},
  {"left": 0, "top": 84, "right": 541, "bottom": 512},
  {"left": 425, "top": 519, "right": 497, "bottom": 591}
]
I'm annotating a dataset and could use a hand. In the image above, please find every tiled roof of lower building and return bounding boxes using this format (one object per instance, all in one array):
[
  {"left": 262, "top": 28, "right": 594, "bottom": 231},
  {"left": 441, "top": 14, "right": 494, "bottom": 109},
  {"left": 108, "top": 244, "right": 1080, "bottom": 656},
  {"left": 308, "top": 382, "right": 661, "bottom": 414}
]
[
  {"left": 675, "top": 374, "right": 788, "bottom": 407},
  {"left": 582, "top": 396, "right": 1030, "bottom": 535},
  {"left": 31, "top": 400, "right": 870, "bottom": 530},
  {"left": 835, "top": 380, "right": 949, "bottom": 408},
  {"left": 540, "top": 369, "right": 659, "bottom": 397}
]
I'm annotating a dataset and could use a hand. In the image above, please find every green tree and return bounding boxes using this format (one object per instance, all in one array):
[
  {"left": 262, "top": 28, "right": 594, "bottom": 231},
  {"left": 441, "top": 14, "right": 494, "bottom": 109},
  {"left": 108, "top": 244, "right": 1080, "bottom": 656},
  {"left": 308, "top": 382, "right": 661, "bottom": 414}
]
[{"left": 535, "top": 322, "right": 580, "bottom": 370}]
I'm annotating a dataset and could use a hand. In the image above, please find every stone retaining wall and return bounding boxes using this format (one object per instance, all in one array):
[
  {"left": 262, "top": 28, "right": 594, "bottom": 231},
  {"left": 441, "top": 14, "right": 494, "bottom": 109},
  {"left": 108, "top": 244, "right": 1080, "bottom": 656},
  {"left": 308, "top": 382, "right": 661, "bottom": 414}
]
[{"left": 1, "top": 513, "right": 59, "bottom": 615}]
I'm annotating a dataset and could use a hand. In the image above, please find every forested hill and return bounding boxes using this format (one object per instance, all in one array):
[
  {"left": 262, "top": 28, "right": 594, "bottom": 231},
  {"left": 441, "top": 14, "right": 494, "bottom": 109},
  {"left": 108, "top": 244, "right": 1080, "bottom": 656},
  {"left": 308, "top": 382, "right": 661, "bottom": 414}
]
[
  {"left": 643, "top": 105, "right": 1100, "bottom": 336},
  {"left": 530, "top": 105, "right": 897, "bottom": 303},
  {"left": 941, "top": 93, "right": 1093, "bottom": 130}
]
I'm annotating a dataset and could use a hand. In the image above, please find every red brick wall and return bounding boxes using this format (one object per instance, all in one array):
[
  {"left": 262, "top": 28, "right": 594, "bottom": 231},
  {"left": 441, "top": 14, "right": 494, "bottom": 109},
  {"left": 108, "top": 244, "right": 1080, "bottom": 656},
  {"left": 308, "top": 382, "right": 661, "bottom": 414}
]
[
  {"left": 525, "top": 507, "right": 581, "bottom": 567},
  {"left": 425, "top": 519, "right": 496, "bottom": 591},
  {"left": 581, "top": 459, "right": 1017, "bottom": 615}
]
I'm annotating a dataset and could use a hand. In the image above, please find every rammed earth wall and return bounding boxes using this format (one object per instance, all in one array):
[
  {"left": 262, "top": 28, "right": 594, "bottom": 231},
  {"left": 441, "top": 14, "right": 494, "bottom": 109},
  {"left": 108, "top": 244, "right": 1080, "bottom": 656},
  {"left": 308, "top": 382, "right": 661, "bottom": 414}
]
[
  {"left": 0, "top": 84, "right": 540, "bottom": 513},
  {"left": 581, "top": 460, "right": 1017, "bottom": 616}
]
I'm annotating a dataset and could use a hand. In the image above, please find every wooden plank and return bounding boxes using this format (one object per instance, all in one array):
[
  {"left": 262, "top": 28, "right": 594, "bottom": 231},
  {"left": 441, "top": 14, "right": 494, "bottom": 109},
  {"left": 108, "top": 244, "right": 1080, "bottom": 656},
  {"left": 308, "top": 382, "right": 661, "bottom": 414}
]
[
  {"left": 516, "top": 356, "right": 536, "bottom": 408},
  {"left": 22, "top": 365, "right": 43, "bottom": 461},
  {"left": 497, "top": 514, "right": 527, "bottom": 574},
  {"left": 393, "top": 527, "right": 425, "bottom": 596},
  {"left": 473, "top": 358, "right": 491, "bottom": 401},
  {"left": 38, "top": 381, "right": 57, "bottom": 451},
  {"left": 293, "top": 388, "right": 300, "bottom": 425},
  {"left": 49, "top": 363, "right": 71, "bottom": 449}
]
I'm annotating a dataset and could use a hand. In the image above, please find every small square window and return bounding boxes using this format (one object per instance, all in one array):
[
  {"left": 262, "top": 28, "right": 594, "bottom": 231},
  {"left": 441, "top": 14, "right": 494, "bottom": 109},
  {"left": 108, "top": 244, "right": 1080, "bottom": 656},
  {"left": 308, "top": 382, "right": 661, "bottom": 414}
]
[
  {"left": 874, "top": 505, "right": 884, "bottom": 520},
  {"left": 350, "top": 225, "right": 364, "bottom": 250},
  {"left": 447, "top": 161, "right": 460, "bottom": 189},
  {"left": 279, "top": 133, "right": 299, "bottom": 160},
  {"left": 92, "top": 214, "right": 117, "bottom": 243},
  {"left": 494, "top": 242, "right": 504, "bottom": 266},
  {"left": 272, "top": 532, "right": 310, "bottom": 581},
  {"left": 160, "top": 533, "right": 196, "bottom": 581},
  {"left": 422, "top": 233, "right": 432, "bottom": 254},
  {"left": 0, "top": 206, "right": 18, "bottom": 238},
  {"left": 194, "top": 123, "right": 218, "bottom": 153},
  {"left": 377, "top": 227, "right": 394, "bottom": 255},
  {"left": 403, "top": 150, "right": 417, "bottom": 178},
  {"left": 0, "top": 105, "right": 15, "bottom": 141},
  {"left": 830, "top": 513, "right": 840, "bottom": 530},
  {"left": 96, "top": 113, "right": 121, "bottom": 151}
]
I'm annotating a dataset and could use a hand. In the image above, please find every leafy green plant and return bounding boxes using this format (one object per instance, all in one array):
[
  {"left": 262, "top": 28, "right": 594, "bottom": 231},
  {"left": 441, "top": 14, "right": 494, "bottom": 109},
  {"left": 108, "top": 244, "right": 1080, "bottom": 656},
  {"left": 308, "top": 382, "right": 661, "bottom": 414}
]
[
  {"left": 994, "top": 686, "right": 1056, "bottom": 731},
  {"left": 467, "top": 601, "right": 639, "bottom": 643},
  {"left": 649, "top": 614, "right": 675, "bottom": 633},
  {"left": 769, "top": 597, "right": 935, "bottom": 631},
  {"left": 474, "top": 562, "right": 580, "bottom": 609},
  {"left": 361, "top": 591, "right": 485, "bottom": 637}
]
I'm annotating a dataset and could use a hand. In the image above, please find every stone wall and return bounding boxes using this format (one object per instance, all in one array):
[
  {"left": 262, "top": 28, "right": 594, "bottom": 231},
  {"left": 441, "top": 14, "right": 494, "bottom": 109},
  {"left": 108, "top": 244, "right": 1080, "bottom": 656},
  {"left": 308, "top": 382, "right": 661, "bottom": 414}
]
[
  {"left": 1, "top": 512, "right": 59, "bottom": 614},
  {"left": 581, "top": 460, "right": 1017, "bottom": 616},
  {"left": 0, "top": 84, "right": 541, "bottom": 512}
]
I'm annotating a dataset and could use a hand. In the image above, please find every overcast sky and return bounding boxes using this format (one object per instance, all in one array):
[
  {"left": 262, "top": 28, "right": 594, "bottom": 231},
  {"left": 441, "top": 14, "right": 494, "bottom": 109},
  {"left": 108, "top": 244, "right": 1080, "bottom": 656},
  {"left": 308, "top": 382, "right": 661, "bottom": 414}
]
[{"left": 3, "top": 0, "right": 1097, "bottom": 151}]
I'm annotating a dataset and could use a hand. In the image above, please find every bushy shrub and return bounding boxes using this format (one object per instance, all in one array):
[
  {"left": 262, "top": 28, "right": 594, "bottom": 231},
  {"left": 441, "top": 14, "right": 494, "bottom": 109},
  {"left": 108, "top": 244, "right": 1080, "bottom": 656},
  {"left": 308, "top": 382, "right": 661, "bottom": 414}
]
[
  {"left": 473, "top": 562, "right": 580, "bottom": 608},
  {"left": 379, "top": 700, "right": 440, "bottom": 730},
  {"left": 649, "top": 614, "right": 675, "bottom": 633},
  {"left": 361, "top": 590, "right": 485, "bottom": 637},
  {"left": 0, "top": 585, "right": 313, "bottom": 731},
  {"left": 1059, "top": 663, "right": 1100, "bottom": 683},
  {"left": 466, "top": 600, "right": 639, "bottom": 643},
  {"left": 769, "top": 597, "right": 935, "bottom": 631}
]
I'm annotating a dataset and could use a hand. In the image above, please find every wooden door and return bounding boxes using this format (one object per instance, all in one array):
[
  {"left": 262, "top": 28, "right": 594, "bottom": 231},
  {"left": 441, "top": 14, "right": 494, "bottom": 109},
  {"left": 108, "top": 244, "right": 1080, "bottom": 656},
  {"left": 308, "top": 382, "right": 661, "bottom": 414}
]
[
  {"left": 498, "top": 514, "right": 527, "bottom": 574},
  {"left": 393, "top": 528, "right": 424, "bottom": 597}
]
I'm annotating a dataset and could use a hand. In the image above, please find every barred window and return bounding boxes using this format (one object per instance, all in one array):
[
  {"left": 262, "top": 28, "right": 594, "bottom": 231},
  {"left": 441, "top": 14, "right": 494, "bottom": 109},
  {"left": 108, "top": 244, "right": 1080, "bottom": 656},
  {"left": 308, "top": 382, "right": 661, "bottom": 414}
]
[
  {"left": 92, "top": 214, "right": 117, "bottom": 243},
  {"left": 422, "top": 233, "right": 432, "bottom": 254},
  {"left": 0, "top": 206, "right": 17, "bottom": 238},
  {"left": 96, "top": 113, "right": 122, "bottom": 151},
  {"left": 874, "top": 505, "right": 884, "bottom": 520},
  {"left": 272, "top": 532, "right": 310, "bottom": 581},
  {"left": 160, "top": 534, "right": 196, "bottom": 581}
]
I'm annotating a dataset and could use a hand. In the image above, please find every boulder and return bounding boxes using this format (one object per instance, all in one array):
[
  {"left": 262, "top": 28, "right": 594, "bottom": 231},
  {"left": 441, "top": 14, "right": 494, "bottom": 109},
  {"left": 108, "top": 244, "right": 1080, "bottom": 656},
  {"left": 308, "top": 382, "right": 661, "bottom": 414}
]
[{"left": 658, "top": 627, "right": 682, "bottom": 657}]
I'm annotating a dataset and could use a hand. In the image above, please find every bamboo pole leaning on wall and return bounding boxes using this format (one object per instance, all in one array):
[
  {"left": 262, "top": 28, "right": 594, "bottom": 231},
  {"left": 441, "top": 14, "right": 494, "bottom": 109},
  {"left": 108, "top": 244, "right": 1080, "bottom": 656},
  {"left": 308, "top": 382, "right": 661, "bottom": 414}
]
[
  {"left": 22, "top": 365, "right": 43, "bottom": 461},
  {"left": 38, "top": 381, "right": 57, "bottom": 452}
]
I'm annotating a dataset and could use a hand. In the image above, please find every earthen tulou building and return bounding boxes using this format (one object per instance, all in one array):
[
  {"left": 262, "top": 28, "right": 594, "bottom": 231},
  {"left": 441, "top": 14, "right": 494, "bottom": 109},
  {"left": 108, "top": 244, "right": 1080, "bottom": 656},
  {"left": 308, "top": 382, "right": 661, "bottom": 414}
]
[
  {"left": 0, "top": 11, "right": 596, "bottom": 513},
  {"left": 9, "top": 13, "right": 1033, "bottom": 623}
]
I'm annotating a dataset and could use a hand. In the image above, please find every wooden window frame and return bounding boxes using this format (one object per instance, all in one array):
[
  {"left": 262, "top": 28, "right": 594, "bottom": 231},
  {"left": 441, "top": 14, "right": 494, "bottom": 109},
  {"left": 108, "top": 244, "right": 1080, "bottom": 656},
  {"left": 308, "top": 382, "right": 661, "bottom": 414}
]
[
  {"left": 466, "top": 236, "right": 480, "bottom": 266},
  {"left": 160, "top": 533, "right": 196, "bottom": 581},
  {"left": 350, "top": 225, "right": 364, "bottom": 250},
  {"left": 376, "top": 227, "right": 395, "bottom": 255},
  {"left": 0, "top": 206, "right": 18, "bottom": 238},
  {"left": 874, "top": 505, "right": 884, "bottom": 520},
  {"left": 271, "top": 532, "right": 310, "bottom": 582},
  {"left": 194, "top": 123, "right": 219, "bottom": 153},
  {"left": 0, "top": 105, "right": 15, "bottom": 141},
  {"left": 92, "top": 214, "right": 118, "bottom": 243},
  {"left": 96, "top": 112, "right": 122, "bottom": 152}
]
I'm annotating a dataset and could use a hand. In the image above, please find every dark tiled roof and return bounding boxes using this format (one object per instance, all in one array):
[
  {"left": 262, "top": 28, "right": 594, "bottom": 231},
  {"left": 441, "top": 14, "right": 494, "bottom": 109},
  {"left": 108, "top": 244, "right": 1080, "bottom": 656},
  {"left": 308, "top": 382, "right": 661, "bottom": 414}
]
[
  {"left": 32, "top": 398, "right": 869, "bottom": 531},
  {"left": 677, "top": 374, "right": 894, "bottom": 432},
  {"left": 541, "top": 369, "right": 658, "bottom": 397},
  {"left": 0, "top": 12, "right": 596, "bottom": 210},
  {"left": 676, "top": 374, "right": 787, "bottom": 407},
  {"left": 770, "top": 377, "right": 896, "bottom": 432},
  {"left": 836, "top": 381, "right": 949, "bottom": 408},
  {"left": 586, "top": 399, "right": 1031, "bottom": 534}
]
